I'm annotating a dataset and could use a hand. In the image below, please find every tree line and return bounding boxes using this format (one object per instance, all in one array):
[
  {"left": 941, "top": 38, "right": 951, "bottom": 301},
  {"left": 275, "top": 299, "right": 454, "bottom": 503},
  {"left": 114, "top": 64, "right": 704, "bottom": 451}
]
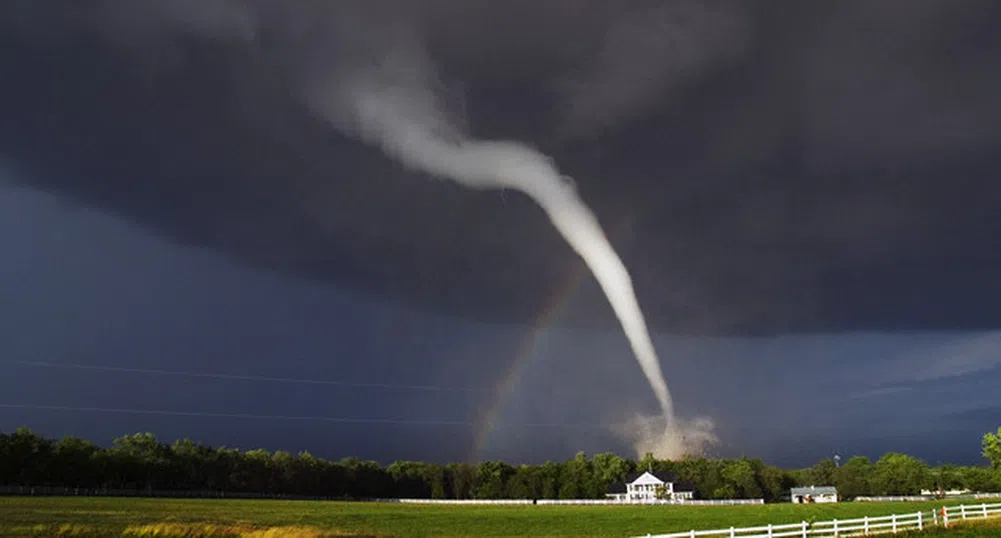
[{"left": 2, "top": 427, "right": 999, "bottom": 502}]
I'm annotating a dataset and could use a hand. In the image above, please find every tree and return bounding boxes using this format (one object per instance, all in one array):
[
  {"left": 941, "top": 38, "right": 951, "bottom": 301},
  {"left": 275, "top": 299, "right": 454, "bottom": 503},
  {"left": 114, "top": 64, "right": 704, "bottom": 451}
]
[
  {"left": 424, "top": 463, "right": 447, "bottom": 499},
  {"left": 0, "top": 428, "right": 54, "bottom": 486},
  {"left": 805, "top": 458, "right": 837, "bottom": 486},
  {"left": 834, "top": 456, "right": 873, "bottom": 499},
  {"left": 960, "top": 466, "right": 996, "bottom": 493},
  {"left": 212, "top": 446, "right": 241, "bottom": 492},
  {"left": 591, "top": 452, "right": 631, "bottom": 495},
  {"left": 754, "top": 460, "right": 794, "bottom": 502},
  {"left": 537, "top": 461, "right": 561, "bottom": 499},
  {"left": 506, "top": 465, "right": 539, "bottom": 499},
  {"left": 388, "top": 460, "right": 431, "bottom": 498},
  {"left": 558, "top": 452, "right": 593, "bottom": 499},
  {"left": 983, "top": 427, "right": 1001, "bottom": 469},
  {"left": 473, "top": 461, "right": 513, "bottom": 499},
  {"left": 53, "top": 436, "right": 99, "bottom": 488},
  {"left": 712, "top": 484, "right": 736, "bottom": 499},
  {"left": 446, "top": 463, "right": 476, "bottom": 499},
  {"left": 721, "top": 458, "right": 762, "bottom": 499},
  {"left": 7, "top": 427, "right": 999, "bottom": 501},
  {"left": 111, "top": 433, "right": 171, "bottom": 490},
  {"left": 638, "top": 452, "right": 658, "bottom": 474},
  {"left": 170, "top": 438, "right": 205, "bottom": 490},
  {"left": 339, "top": 458, "right": 392, "bottom": 499},
  {"left": 675, "top": 458, "right": 724, "bottom": 499},
  {"left": 929, "top": 464, "right": 963, "bottom": 495},
  {"left": 235, "top": 448, "right": 274, "bottom": 493},
  {"left": 869, "top": 453, "right": 929, "bottom": 495},
  {"left": 292, "top": 451, "right": 328, "bottom": 496}
]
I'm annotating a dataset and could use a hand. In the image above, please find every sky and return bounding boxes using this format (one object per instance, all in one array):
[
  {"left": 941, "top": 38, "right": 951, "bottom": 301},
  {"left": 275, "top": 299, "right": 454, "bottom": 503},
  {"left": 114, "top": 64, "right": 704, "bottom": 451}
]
[{"left": 1, "top": 1, "right": 1000, "bottom": 467}]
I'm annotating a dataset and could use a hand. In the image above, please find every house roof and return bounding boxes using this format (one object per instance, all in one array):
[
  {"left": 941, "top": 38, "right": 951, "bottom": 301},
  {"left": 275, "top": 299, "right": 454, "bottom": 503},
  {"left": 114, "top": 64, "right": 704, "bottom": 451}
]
[
  {"left": 626, "top": 471, "right": 678, "bottom": 485},
  {"left": 791, "top": 486, "right": 838, "bottom": 496},
  {"left": 674, "top": 480, "right": 695, "bottom": 492}
]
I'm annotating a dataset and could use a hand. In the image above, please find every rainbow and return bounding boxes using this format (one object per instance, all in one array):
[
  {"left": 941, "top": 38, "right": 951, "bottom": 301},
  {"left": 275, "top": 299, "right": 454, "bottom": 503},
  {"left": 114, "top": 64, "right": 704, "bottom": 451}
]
[{"left": 468, "top": 262, "right": 591, "bottom": 461}]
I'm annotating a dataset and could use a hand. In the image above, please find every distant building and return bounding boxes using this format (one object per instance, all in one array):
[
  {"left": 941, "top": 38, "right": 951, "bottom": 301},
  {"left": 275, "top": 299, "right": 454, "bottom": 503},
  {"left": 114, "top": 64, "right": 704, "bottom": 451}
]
[
  {"left": 791, "top": 486, "right": 838, "bottom": 503},
  {"left": 606, "top": 471, "right": 695, "bottom": 502}
]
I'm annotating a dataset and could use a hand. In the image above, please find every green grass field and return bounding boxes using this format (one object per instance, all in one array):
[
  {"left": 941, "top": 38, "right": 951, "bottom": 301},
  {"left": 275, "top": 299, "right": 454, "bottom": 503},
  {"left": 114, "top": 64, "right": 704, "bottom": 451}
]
[
  {"left": 898, "top": 518, "right": 1001, "bottom": 537},
  {"left": 0, "top": 497, "right": 986, "bottom": 538}
]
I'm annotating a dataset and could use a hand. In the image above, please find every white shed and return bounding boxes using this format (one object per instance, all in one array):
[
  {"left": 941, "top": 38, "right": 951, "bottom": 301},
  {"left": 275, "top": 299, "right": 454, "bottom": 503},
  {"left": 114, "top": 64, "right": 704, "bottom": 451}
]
[{"left": 790, "top": 485, "right": 838, "bottom": 503}]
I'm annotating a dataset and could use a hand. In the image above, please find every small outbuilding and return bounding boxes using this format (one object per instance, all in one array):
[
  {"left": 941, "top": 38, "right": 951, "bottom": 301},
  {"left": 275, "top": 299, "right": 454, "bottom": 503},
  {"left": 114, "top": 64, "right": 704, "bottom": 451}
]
[{"left": 790, "top": 485, "right": 838, "bottom": 503}]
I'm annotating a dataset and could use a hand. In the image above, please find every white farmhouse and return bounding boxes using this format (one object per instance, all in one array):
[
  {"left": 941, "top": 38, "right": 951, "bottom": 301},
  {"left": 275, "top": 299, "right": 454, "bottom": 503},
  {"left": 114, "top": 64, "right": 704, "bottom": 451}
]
[
  {"left": 606, "top": 471, "right": 695, "bottom": 502},
  {"left": 790, "top": 485, "right": 838, "bottom": 503}
]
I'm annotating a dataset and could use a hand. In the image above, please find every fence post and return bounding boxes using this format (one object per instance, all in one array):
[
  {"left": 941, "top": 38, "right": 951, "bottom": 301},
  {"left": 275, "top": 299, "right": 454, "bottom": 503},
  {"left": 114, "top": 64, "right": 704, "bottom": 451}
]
[
  {"left": 864, "top": 516, "right": 869, "bottom": 534},
  {"left": 801, "top": 520, "right": 807, "bottom": 538},
  {"left": 690, "top": 530, "right": 696, "bottom": 538},
  {"left": 961, "top": 504, "right": 967, "bottom": 520},
  {"left": 984, "top": 503, "right": 989, "bottom": 519},
  {"left": 833, "top": 519, "right": 838, "bottom": 538},
  {"left": 730, "top": 526, "right": 735, "bottom": 538},
  {"left": 932, "top": 509, "right": 938, "bottom": 526},
  {"left": 918, "top": 511, "right": 923, "bottom": 530},
  {"left": 892, "top": 513, "right": 897, "bottom": 533},
  {"left": 943, "top": 507, "right": 949, "bottom": 529},
  {"left": 768, "top": 523, "right": 773, "bottom": 538}
]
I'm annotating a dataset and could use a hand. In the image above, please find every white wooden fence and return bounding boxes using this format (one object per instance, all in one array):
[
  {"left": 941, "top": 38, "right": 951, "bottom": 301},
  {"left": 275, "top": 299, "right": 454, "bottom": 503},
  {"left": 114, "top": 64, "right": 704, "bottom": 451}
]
[
  {"left": 854, "top": 496, "right": 931, "bottom": 502},
  {"left": 537, "top": 499, "right": 763, "bottom": 506},
  {"left": 637, "top": 501, "right": 1001, "bottom": 538},
  {"left": 391, "top": 498, "right": 763, "bottom": 506},
  {"left": 393, "top": 498, "right": 534, "bottom": 505}
]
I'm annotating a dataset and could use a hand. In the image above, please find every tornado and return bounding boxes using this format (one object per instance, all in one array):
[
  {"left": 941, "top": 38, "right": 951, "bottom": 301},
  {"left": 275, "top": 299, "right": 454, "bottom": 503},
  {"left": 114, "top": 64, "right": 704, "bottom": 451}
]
[
  {"left": 13, "top": 0, "right": 731, "bottom": 458},
  {"left": 301, "top": 45, "right": 717, "bottom": 456}
]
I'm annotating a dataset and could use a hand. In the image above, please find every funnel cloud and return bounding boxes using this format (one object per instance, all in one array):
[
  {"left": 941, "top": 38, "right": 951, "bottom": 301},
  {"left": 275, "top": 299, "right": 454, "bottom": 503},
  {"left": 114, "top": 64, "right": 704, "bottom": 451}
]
[
  {"left": 0, "top": 0, "right": 747, "bottom": 455},
  {"left": 299, "top": 27, "right": 713, "bottom": 456}
]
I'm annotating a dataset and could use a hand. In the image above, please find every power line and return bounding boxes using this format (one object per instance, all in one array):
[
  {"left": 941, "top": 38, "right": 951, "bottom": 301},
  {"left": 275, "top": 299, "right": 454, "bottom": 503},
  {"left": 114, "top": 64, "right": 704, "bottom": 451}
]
[
  {"left": 0, "top": 403, "right": 601, "bottom": 431},
  {"left": 0, "top": 403, "right": 469, "bottom": 426},
  {"left": 3, "top": 360, "right": 493, "bottom": 393}
]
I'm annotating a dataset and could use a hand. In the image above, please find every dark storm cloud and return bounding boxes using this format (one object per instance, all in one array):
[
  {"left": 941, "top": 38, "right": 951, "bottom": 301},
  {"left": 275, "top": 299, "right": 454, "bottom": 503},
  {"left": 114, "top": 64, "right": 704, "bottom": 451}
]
[{"left": 1, "top": 0, "right": 1000, "bottom": 334}]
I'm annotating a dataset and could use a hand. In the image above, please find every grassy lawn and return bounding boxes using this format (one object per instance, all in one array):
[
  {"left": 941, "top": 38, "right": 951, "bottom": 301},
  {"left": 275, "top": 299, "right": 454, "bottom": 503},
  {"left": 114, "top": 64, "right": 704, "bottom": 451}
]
[
  {"left": 898, "top": 518, "right": 1001, "bottom": 537},
  {"left": 0, "top": 497, "right": 984, "bottom": 538}
]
